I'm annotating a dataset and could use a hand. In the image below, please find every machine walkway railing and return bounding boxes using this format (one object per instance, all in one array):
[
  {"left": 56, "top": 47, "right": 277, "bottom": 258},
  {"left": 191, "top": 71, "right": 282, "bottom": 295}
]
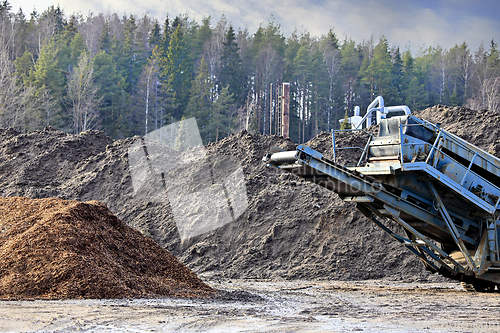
[{"left": 331, "top": 128, "right": 373, "bottom": 167}]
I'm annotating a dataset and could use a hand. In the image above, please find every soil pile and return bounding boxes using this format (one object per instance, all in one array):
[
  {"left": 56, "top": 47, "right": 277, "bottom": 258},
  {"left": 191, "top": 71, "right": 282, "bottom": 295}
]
[
  {"left": 414, "top": 105, "right": 500, "bottom": 158},
  {"left": 175, "top": 130, "right": 426, "bottom": 281},
  {"left": 0, "top": 104, "right": 492, "bottom": 282},
  {"left": 0, "top": 197, "right": 213, "bottom": 299}
]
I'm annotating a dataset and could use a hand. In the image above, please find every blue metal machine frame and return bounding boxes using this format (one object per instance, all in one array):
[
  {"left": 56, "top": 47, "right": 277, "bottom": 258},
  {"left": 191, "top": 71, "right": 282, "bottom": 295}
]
[{"left": 265, "top": 97, "right": 500, "bottom": 290}]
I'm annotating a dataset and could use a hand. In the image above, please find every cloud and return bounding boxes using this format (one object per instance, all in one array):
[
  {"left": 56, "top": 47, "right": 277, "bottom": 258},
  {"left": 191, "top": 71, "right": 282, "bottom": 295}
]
[{"left": 18, "top": 0, "right": 500, "bottom": 53}]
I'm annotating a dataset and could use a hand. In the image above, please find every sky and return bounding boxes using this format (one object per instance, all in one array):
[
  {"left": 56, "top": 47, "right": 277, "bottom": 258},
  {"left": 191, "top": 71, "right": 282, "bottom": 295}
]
[{"left": 9, "top": 0, "right": 500, "bottom": 54}]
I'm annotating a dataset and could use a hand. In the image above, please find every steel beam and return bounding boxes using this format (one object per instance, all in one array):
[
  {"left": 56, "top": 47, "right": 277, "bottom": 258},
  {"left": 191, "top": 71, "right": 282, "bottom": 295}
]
[
  {"left": 427, "top": 181, "right": 477, "bottom": 273},
  {"left": 383, "top": 204, "right": 468, "bottom": 274}
]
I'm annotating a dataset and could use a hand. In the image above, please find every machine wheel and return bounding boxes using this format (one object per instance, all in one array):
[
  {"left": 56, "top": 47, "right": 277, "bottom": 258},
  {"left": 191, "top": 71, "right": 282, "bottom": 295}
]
[
  {"left": 461, "top": 281, "right": 476, "bottom": 292},
  {"left": 461, "top": 281, "right": 497, "bottom": 292}
]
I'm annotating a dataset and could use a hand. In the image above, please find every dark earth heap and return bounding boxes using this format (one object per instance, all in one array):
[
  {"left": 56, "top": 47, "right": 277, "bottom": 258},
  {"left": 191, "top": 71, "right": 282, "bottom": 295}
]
[{"left": 0, "top": 104, "right": 494, "bottom": 283}]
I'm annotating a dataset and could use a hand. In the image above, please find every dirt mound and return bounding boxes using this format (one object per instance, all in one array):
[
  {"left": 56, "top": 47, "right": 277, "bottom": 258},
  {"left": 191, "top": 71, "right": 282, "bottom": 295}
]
[
  {"left": 0, "top": 197, "right": 213, "bottom": 300},
  {"left": 170, "top": 131, "right": 428, "bottom": 281},
  {"left": 306, "top": 130, "right": 373, "bottom": 165},
  {"left": 414, "top": 105, "right": 500, "bottom": 158},
  {"left": 2, "top": 107, "right": 492, "bottom": 283}
]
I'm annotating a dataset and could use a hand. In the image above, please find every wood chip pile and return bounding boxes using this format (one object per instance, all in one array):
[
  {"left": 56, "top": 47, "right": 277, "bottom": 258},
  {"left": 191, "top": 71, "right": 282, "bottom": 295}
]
[{"left": 0, "top": 197, "right": 214, "bottom": 300}]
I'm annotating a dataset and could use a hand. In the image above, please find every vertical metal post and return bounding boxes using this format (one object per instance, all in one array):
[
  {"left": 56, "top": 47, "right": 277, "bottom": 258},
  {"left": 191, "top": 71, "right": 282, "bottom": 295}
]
[
  {"left": 282, "top": 83, "right": 290, "bottom": 139},
  {"left": 332, "top": 129, "right": 336, "bottom": 163},
  {"left": 276, "top": 84, "right": 279, "bottom": 135},
  {"left": 269, "top": 83, "right": 273, "bottom": 135},
  {"left": 399, "top": 119, "right": 404, "bottom": 164},
  {"left": 277, "top": 90, "right": 282, "bottom": 136}
]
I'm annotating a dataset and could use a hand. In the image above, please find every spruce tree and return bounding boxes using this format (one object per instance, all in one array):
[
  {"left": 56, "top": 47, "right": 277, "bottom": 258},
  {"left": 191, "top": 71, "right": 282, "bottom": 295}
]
[
  {"left": 389, "top": 47, "right": 404, "bottom": 105},
  {"left": 340, "top": 110, "right": 352, "bottom": 130},
  {"left": 99, "top": 20, "right": 111, "bottom": 53},
  {"left": 164, "top": 25, "right": 191, "bottom": 119},
  {"left": 186, "top": 57, "right": 213, "bottom": 142},
  {"left": 148, "top": 20, "right": 161, "bottom": 47},
  {"left": 211, "top": 86, "right": 234, "bottom": 142},
  {"left": 218, "top": 25, "right": 243, "bottom": 104},
  {"left": 92, "top": 51, "right": 127, "bottom": 138}
]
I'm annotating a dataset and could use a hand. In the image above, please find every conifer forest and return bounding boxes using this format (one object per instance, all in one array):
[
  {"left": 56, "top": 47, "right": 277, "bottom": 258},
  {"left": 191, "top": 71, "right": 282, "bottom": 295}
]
[{"left": 1, "top": 3, "right": 499, "bottom": 143}]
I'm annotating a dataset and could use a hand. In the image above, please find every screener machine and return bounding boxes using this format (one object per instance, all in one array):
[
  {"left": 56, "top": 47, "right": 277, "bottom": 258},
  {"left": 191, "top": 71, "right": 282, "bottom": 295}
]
[{"left": 264, "top": 96, "right": 500, "bottom": 291}]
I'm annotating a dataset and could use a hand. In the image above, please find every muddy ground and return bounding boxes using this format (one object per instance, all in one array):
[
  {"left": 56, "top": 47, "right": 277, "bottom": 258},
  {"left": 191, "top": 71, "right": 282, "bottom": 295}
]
[{"left": 0, "top": 278, "right": 498, "bottom": 332}]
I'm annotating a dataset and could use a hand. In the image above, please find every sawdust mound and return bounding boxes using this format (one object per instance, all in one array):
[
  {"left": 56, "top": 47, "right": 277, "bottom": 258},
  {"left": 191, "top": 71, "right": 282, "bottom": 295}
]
[{"left": 0, "top": 197, "right": 213, "bottom": 300}]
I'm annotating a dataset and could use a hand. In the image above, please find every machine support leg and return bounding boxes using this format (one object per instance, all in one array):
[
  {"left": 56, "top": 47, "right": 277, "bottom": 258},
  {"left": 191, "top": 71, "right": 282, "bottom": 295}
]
[
  {"left": 358, "top": 204, "right": 440, "bottom": 273},
  {"left": 383, "top": 204, "right": 468, "bottom": 274},
  {"left": 427, "top": 181, "right": 478, "bottom": 273}
]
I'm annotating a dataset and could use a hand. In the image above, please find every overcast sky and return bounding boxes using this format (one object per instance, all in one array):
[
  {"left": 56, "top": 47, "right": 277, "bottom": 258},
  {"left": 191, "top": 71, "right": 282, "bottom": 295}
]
[{"left": 11, "top": 0, "right": 500, "bottom": 54}]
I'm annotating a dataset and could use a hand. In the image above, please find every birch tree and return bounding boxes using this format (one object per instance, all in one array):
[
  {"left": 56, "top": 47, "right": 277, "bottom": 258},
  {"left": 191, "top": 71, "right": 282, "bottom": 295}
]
[
  {"left": 66, "top": 52, "right": 101, "bottom": 133},
  {"left": 0, "top": 45, "right": 36, "bottom": 130}
]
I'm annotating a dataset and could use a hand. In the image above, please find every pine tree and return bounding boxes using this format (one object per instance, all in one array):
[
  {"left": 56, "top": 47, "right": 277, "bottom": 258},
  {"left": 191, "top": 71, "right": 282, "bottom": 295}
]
[
  {"left": 357, "top": 46, "right": 372, "bottom": 108},
  {"left": 405, "top": 76, "right": 426, "bottom": 110},
  {"left": 362, "top": 36, "right": 392, "bottom": 98},
  {"left": 294, "top": 44, "right": 311, "bottom": 142},
  {"left": 487, "top": 39, "right": 500, "bottom": 76},
  {"left": 186, "top": 57, "right": 213, "bottom": 142},
  {"left": 191, "top": 16, "right": 211, "bottom": 61},
  {"left": 218, "top": 25, "right": 243, "bottom": 104},
  {"left": 211, "top": 85, "right": 234, "bottom": 142},
  {"left": 310, "top": 46, "right": 329, "bottom": 137},
  {"left": 14, "top": 50, "right": 33, "bottom": 83},
  {"left": 164, "top": 25, "right": 191, "bottom": 119},
  {"left": 27, "top": 39, "right": 66, "bottom": 117},
  {"left": 340, "top": 38, "right": 361, "bottom": 112},
  {"left": 69, "top": 33, "right": 86, "bottom": 65},
  {"left": 284, "top": 32, "right": 300, "bottom": 81}
]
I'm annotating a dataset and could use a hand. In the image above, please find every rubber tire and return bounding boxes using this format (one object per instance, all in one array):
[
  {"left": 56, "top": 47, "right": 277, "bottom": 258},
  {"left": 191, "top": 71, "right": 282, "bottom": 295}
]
[{"left": 462, "top": 281, "right": 497, "bottom": 292}]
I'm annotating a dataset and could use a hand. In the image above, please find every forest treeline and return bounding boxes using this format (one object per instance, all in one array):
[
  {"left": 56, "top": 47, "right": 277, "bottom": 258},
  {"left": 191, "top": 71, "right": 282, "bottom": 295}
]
[{"left": 1, "top": 3, "right": 499, "bottom": 143}]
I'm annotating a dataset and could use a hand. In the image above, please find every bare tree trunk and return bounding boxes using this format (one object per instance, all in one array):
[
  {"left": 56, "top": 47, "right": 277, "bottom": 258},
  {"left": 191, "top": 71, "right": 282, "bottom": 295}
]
[
  {"left": 302, "top": 76, "right": 307, "bottom": 142},
  {"left": 145, "top": 75, "right": 150, "bottom": 135}
]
